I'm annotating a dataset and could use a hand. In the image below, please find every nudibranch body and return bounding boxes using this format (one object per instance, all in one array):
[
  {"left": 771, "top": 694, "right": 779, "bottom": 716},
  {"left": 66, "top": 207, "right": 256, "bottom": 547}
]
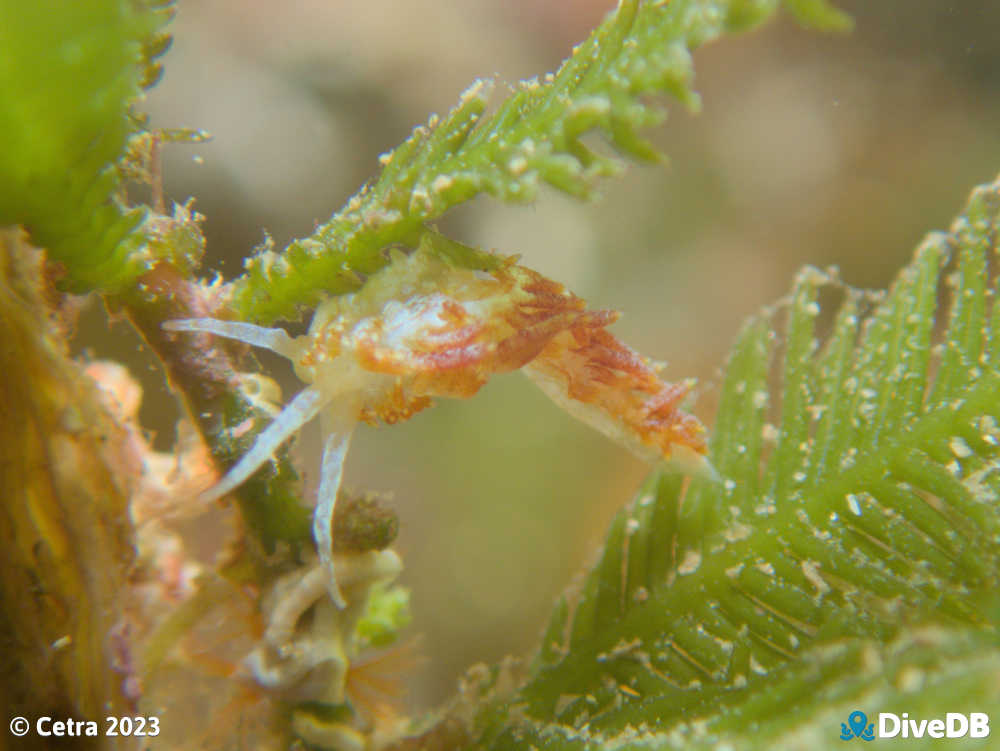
[{"left": 166, "top": 242, "right": 708, "bottom": 607}]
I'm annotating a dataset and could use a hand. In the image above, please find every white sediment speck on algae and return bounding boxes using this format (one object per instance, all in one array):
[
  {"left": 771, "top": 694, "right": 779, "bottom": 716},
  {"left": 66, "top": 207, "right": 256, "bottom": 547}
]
[
  {"left": 724, "top": 523, "right": 752, "bottom": 543},
  {"left": 801, "top": 560, "right": 829, "bottom": 595},
  {"left": 949, "top": 436, "right": 972, "bottom": 458},
  {"left": 755, "top": 561, "right": 775, "bottom": 576},
  {"left": 979, "top": 415, "right": 999, "bottom": 445},
  {"left": 677, "top": 549, "right": 701, "bottom": 575}
]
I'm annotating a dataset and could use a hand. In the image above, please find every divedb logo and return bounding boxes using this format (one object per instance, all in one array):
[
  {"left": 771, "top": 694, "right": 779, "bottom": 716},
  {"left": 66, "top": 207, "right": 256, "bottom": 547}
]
[{"left": 840, "top": 710, "right": 990, "bottom": 741}]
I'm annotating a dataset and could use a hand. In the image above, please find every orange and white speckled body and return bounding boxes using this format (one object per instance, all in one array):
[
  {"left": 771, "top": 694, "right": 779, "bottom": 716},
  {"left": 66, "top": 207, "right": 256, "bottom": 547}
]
[
  {"left": 165, "top": 243, "right": 707, "bottom": 606},
  {"left": 293, "top": 249, "right": 619, "bottom": 414}
]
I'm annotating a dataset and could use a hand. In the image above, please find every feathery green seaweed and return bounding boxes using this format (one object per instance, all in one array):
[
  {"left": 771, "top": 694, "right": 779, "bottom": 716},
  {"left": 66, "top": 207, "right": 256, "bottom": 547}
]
[
  {"left": 230, "top": 0, "right": 851, "bottom": 324},
  {"left": 460, "top": 177, "right": 1000, "bottom": 750},
  {"left": 0, "top": 0, "right": 172, "bottom": 292}
]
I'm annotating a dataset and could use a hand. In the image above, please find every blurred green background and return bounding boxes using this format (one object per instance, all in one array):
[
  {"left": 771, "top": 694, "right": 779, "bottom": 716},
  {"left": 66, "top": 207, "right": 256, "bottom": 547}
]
[{"left": 78, "top": 0, "right": 1000, "bottom": 708}]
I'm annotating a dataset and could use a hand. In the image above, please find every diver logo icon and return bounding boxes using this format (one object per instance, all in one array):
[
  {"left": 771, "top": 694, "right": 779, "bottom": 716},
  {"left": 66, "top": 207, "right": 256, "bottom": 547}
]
[{"left": 841, "top": 711, "right": 875, "bottom": 741}]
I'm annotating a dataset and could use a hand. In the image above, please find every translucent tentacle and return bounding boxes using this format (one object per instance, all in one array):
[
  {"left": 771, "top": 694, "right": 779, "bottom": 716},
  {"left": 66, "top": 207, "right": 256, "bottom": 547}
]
[
  {"left": 163, "top": 318, "right": 298, "bottom": 357},
  {"left": 314, "top": 406, "right": 358, "bottom": 609},
  {"left": 202, "top": 386, "right": 331, "bottom": 504}
]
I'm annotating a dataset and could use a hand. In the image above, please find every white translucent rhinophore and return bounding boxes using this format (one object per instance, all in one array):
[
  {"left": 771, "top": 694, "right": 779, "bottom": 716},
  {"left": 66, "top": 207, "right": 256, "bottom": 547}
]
[
  {"left": 314, "top": 408, "right": 357, "bottom": 608},
  {"left": 163, "top": 318, "right": 298, "bottom": 357},
  {"left": 210, "top": 386, "right": 330, "bottom": 503}
]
